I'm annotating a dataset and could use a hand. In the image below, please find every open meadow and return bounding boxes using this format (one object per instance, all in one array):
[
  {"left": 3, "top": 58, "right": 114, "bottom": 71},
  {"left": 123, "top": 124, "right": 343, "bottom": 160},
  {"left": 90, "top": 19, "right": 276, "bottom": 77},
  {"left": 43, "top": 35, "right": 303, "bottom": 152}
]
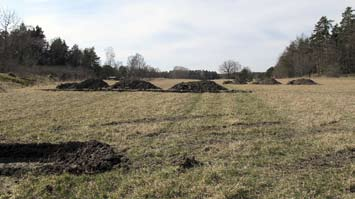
[{"left": 0, "top": 77, "right": 354, "bottom": 198}]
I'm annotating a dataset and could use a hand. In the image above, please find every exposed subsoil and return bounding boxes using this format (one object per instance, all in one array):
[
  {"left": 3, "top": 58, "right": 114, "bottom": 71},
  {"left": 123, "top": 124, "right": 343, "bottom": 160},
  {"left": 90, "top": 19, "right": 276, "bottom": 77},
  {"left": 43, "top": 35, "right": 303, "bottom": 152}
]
[
  {"left": 169, "top": 81, "right": 228, "bottom": 93},
  {"left": 0, "top": 140, "right": 129, "bottom": 176},
  {"left": 56, "top": 79, "right": 109, "bottom": 90},
  {"left": 111, "top": 79, "right": 161, "bottom": 90},
  {"left": 287, "top": 78, "right": 318, "bottom": 85}
]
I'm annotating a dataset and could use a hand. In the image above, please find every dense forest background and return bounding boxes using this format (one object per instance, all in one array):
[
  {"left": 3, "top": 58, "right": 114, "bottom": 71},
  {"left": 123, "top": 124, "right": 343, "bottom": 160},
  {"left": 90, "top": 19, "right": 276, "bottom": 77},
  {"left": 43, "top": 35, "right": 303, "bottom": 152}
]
[{"left": 273, "top": 7, "right": 355, "bottom": 78}]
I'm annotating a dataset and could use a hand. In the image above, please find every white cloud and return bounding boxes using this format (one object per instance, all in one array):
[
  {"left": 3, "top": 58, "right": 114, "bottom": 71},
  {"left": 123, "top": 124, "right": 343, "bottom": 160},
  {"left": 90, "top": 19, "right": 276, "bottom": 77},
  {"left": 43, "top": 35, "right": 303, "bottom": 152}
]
[{"left": 1, "top": 0, "right": 355, "bottom": 71}]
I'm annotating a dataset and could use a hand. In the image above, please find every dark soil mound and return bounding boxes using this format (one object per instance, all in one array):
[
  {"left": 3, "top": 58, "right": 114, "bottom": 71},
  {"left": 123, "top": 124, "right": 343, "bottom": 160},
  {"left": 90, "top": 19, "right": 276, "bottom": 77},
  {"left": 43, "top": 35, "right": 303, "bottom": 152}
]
[
  {"left": 75, "top": 79, "right": 109, "bottom": 90},
  {"left": 7, "top": 73, "right": 16, "bottom": 77},
  {"left": 169, "top": 81, "right": 228, "bottom": 93},
  {"left": 287, "top": 78, "right": 317, "bottom": 85},
  {"left": 234, "top": 79, "right": 248, "bottom": 84},
  {"left": 253, "top": 78, "right": 281, "bottom": 85},
  {"left": 57, "top": 79, "right": 109, "bottom": 90},
  {"left": 111, "top": 79, "right": 161, "bottom": 90},
  {"left": 173, "top": 155, "right": 203, "bottom": 170},
  {"left": 0, "top": 140, "right": 128, "bottom": 175},
  {"left": 223, "top": 80, "right": 234, "bottom": 84},
  {"left": 56, "top": 82, "right": 79, "bottom": 90}
]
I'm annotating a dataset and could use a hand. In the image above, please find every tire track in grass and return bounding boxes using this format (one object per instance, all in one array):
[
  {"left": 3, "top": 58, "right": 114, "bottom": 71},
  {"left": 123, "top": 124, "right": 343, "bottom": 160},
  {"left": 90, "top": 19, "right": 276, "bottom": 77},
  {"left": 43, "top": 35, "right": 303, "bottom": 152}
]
[
  {"left": 132, "top": 93, "right": 248, "bottom": 169},
  {"left": 248, "top": 90, "right": 355, "bottom": 198},
  {"left": 127, "top": 93, "right": 203, "bottom": 169}
]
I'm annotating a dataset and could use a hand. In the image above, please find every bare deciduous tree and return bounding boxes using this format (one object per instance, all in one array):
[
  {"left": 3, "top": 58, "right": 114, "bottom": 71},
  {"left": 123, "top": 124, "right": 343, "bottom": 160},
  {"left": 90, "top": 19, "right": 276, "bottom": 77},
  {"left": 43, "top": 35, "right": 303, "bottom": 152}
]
[
  {"left": 127, "top": 53, "right": 147, "bottom": 78},
  {"left": 104, "top": 47, "right": 116, "bottom": 67},
  {"left": 127, "top": 53, "right": 146, "bottom": 69},
  {"left": 219, "top": 60, "right": 241, "bottom": 78},
  {"left": 0, "top": 9, "right": 20, "bottom": 67},
  {"left": 0, "top": 8, "right": 20, "bottom": 32}
]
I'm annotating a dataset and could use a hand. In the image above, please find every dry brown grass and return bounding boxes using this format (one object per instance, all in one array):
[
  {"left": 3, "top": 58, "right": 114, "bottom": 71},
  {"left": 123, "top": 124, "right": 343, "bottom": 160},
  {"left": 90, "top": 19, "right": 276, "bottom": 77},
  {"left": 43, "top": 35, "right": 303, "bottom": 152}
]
[{"left": 0, "top": 77, "right": 354, "bottom": 198}]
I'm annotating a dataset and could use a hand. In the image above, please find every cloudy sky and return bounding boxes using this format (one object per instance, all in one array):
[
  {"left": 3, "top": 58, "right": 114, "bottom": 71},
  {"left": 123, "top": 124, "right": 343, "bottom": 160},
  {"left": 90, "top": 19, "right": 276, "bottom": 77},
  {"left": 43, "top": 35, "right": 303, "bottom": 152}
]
[{"left": 1, "top": 0, "right": 354, "bottom": 71}]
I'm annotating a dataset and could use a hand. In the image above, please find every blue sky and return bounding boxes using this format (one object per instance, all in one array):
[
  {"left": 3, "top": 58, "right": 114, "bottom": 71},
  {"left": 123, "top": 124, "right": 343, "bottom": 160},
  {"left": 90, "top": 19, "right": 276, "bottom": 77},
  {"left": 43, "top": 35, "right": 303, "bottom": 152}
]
[{"left": 1, "top": 0, "right": 354, "bottom": 71}]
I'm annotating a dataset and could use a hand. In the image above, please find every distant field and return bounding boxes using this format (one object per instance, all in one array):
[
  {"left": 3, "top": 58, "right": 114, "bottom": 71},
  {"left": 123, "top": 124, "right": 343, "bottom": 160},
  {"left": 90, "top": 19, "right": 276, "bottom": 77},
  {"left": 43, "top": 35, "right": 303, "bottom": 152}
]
[{"left": 0, "top": 77, "right": 354, "bottom": 198}]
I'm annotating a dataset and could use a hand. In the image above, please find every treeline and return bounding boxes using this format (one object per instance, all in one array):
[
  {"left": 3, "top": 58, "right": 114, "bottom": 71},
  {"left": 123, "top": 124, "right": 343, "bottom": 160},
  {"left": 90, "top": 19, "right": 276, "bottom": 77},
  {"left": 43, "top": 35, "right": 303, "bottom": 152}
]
[
  {"left": 110, "top": 62, "right": 219, "bottom": 80},
  {"left": 0, "top": 20, "right": 102, "bottom": 78},
  {"left": 167, "top": 67, "right": 218, "bottom": 80},
  {"left": 274, "top": 7, "right": 355, "bottom": 77},
  {"left": 0, "top": 9, "right": 223, "bottom": 80}
]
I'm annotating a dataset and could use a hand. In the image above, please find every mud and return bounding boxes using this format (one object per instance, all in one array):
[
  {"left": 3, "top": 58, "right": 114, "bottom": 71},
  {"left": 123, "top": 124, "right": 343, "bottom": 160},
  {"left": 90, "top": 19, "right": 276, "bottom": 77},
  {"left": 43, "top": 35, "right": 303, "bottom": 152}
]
[
  {"left": 0, "top": 140, "right": 129, "bottom": 176},
  {"left": 169, "top": 81, "right": 228, "bottom": 93},
  {"left": 111, "top": 79, "right": 161, "bottom": 90},
  {"left": 287, "top": 78, "right": 318, "bottom": 85}
]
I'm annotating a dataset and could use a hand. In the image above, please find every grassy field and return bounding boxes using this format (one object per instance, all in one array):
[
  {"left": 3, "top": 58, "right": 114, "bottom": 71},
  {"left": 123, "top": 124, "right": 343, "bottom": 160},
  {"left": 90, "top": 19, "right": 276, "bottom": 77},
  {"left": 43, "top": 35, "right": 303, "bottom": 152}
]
[{"left": 0, "top": 77, "right": 354, "bottom": 198}]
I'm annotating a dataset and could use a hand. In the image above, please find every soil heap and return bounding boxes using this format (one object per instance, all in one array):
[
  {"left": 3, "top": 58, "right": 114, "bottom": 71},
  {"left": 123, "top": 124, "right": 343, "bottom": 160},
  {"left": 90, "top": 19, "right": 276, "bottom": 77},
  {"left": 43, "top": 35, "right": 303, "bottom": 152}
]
[
  {"left": 253, "top": 78, "right": 282, "bottom": 85},
  {"left": 0, "top": 140, "right": 128, "bottom": 175},
  {"left": 169, "top": 81, "right": 228, "bottom": 93},
  {"left": 57, "top": 79, "right": 109, "bottom": 90},
  {"left": 223, "top": 80, "right": 234, "bottom": 84},
  {"left": 287, "top": 78, "right": 318, "bottom": 85},
  {"left": 111, "top": 79, "right": 161, "bottom": 90}
]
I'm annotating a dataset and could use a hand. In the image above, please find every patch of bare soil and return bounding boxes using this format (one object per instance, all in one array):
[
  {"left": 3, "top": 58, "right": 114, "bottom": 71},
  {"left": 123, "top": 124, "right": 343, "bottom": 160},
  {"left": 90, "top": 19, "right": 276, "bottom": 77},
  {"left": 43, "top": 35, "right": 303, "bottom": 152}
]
[
  {"left": 0, "top": 140, "right": 129, "bottom": 176},
  {"left": 295, "top": 148, "right": 354, "bottom": 169},
  {"left": 169, "top": 81, "right": 228, "bottom": 93},
  {"left": 172, "top": 155, "right": 203, "bottom": 170},
  {"left": 253, "top": 78, "right": 282, "bottom": 85},
  {"left": 111, "top": 79, "right": 161, "bottom": 90},
  {"left": 287, "top": 78, "right": 318, "bottom": 85},
  {"left": 57, "top": 79, "right": 109, "bottom": 90}
]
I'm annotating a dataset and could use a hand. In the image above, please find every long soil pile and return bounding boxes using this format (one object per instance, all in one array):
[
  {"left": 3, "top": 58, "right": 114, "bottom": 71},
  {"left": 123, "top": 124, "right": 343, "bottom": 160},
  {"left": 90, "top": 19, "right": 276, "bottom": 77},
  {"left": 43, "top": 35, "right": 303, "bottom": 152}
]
[
  {"left": 253, "top": 78, "right": 282, "bottom": 85},
  {"left": 57, "top": 79, "right": 109, "bottom": 90},
  {"left": 0, "top": 140, "right": 128, "bottom": 175},
  {"left": 111, "top": 79, "right": 161, "bottom": 90},
  {"left": 287, "top": 78, "right": 318, "bottom": 85},
  {"left": 169, "top": 81, "right": 228, "bottom": 93}
]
